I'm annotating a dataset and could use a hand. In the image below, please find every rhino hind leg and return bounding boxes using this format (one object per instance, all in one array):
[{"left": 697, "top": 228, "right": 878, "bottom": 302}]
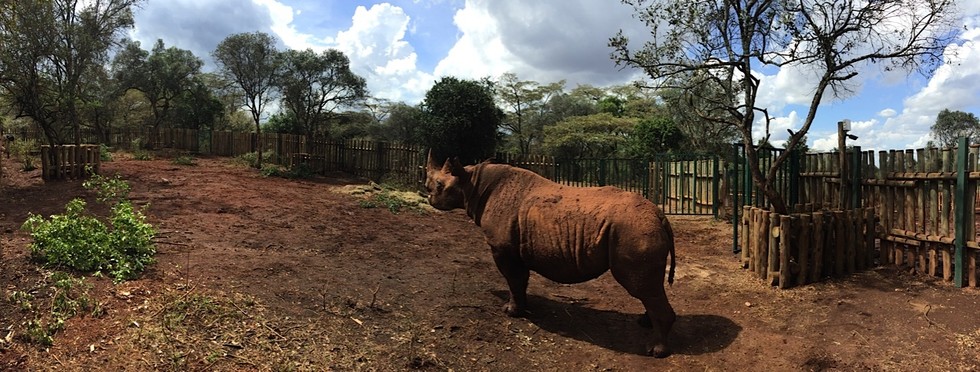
[
  {"left": 492, "top": 249, "right": 530, "bottom": 317},
  {"left": 610, "top": 262, "right": 675, "bottom": 358}
]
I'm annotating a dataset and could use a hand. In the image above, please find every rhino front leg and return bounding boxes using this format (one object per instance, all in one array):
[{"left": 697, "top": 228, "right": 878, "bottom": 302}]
[{"left": 491, "top": 248, "right": 529, "bottom": 317}]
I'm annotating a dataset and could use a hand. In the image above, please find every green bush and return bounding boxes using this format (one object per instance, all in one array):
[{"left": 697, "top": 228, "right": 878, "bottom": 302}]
[
  {"left": 23, "top": 175, "right": 156, "bottom": 282},
  {"left": 8, "top": 138, "right": 39, "bottom": 171},
  {"left": 260, "top": 163, "right": 313, "bottom": 179},
  {"left": 235, "top": 151, "right": 273, "bottom": 168},
  {"left": 99, "top": 144, "right": 113, "bottom": 162},
  {"left": 131, "top": 138, "right": 152, "bottom": 160},
  {"left": 173, "top": 155, "right": 197, "bottom": 166}
]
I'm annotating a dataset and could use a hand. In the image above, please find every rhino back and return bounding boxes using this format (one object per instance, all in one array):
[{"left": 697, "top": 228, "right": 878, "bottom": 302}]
[{"left": 515, "top": 185, "right": 666, "bottom": 283}]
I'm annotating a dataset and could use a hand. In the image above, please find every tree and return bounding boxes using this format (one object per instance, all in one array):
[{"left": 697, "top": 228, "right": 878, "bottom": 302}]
[
  {"left": 496, "top": 73, "right": 540, "bottom": 155},
  {"left": 112, "top": 39, "right": 204, "bottom": 142},
  {"left": 611, "top": 0, "right": 957, "bottom": 214},
  {"left": 213, "top": 32, "right": 281, "bottom": 168},
  {"left": 542, "top": 113, "right": 636, "bottom": 159},
  {"left": 417, "top": 77, "right": 502, "bottom": 163},
  {"left": 276, "top": 48, "right": 367, "bottom": 138},
  {"left": 371, "top": 102, "right": 421, "bottom": 144},
  {"left": 931, "top": 109, "right": 980, "bottom": 148},
  {"left": 625, "top": 116, "right": 684, "bottom": 160},
  {"left": 0, "top": 0, "right": 142, "bottom": 146}
]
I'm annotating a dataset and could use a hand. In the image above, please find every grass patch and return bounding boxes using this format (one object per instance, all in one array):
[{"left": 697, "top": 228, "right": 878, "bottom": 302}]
[
  {"left": 350, "top": 183, "right": 429, "bottom": 214},
  {"left": 8, "top": 138, "right": 39, "bottom": 171},
  {"left": 259, "top": 163, "right": 313, "bottom": 179}
]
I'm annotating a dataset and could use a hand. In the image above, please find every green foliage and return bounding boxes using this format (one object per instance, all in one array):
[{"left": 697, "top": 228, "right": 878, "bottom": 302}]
[
  {"left": 931, "top": 108, "right": 980, "bottom": 148},
  {"left": 235, "top": 151, "right": 273, "bottom": 168},
  {"left": 416, "top": 76, "right": 502, "bottom": 163},
  {"left": 83, "top": 172, "right": 132, "bottom": 203},
  {"left": 11, "top": 272, "right": 99, "bottom": 346},
  {"left": 23, "top": 176, "right": 156, "bottom": 282},
  {"left": 172, "top": 155, "right": 197, "bottom": 166},
  {"left": 8, "top": 138, "right": 39, "bottom": 171},
  {"left": 372, "top": 102, "right": 422, "bottom": 144},
  {"left": 259, "top": 163, "right": 313, "bottom": 179},
  {"left": 277, "top": 48, "right": 367, "bottom": 138},
  {"left": 131, "top": 138, "right": 152, "bottom": 160},
  {"left": 99, "top": 144, "right": 113, "bottom": 162},
  {"left": 542, "top": 113, "right": 637, "bottom": 159},
  {"left": 625, "top": 116, "right": 684, "bottom": 160}
]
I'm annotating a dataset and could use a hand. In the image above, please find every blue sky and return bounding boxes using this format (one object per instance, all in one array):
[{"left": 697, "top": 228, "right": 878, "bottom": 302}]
[{"left": 129, "top": 0, "right": 980, "bottom": 153}]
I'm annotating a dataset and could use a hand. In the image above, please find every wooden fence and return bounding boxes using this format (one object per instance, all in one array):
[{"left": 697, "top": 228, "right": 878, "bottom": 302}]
[
  {"left": 738, "top": 139, "right": 979, "bottom": 288},
  {"left": 741, "top": 207, "right": 876, "bottom": 288},
  {"left": 40, "top": 145, "right": 101, "bottom": 180}
]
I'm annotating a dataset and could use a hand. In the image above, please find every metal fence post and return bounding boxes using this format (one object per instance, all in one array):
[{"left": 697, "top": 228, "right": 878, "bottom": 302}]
[{"left": 954, "top": 137, "right": 969, "bottom": 288}]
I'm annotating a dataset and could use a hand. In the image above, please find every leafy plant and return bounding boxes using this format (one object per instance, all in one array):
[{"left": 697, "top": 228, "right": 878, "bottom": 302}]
[
  {"left": 235, "top": 151, "right": 272, "bottom": 168},
  {"left": 23, "top": 176, "right": 155, "bottom": 282},
  {"left": 260, "top": 163, "right": 313, "bottom": 179},
  {"left": 12, "top": 272, "right": 99, "bottom": 347},
  {"left": 131, "top": 138, "right": 152, "bottom": 160},
  {"left": 8, "top": 138, "right": 39, "bottom": 171},
  {"left": 172, "top": 154, "right": 197, "bottom": 166},
  {"left": 99, "top": 144, "right": 113, "bottom": 162}
]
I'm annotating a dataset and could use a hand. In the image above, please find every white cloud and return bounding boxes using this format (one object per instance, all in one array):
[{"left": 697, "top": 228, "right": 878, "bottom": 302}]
[
  {"left": 433, "top": 2, "right": 516, "bottom": 80},
  {"left": 878, "top": 108, "right": 897, "bottom": 118},
  {"left": 332, "top": 4, "right": 434, "bottom": 103}
]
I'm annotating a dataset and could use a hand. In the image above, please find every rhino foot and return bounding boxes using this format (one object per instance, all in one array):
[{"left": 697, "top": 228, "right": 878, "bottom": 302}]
[
  {"left": 648, "top": 343, "right": 670, "bottom": 358},
  {"left": 502, "top": 302, "right": 528, "bottom": 318}
]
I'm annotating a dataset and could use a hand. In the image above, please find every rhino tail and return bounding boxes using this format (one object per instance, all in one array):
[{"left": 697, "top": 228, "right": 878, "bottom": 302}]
[{"left": 663, "top": 213, "right": 676, "bottom": 287}]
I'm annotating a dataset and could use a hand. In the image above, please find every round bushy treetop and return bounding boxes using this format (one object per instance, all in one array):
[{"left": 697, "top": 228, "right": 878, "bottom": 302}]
[{"left": 417, "top": 76, "right": 502, "bottom": 164}]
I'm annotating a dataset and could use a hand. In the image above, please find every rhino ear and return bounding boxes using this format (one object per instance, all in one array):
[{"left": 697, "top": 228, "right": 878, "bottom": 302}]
[
  {"left": 426, "top": 149, "right": 441, "bottom": 171},
  {"left": 448, "top": 157, "right": 467, "bottom": 177}
]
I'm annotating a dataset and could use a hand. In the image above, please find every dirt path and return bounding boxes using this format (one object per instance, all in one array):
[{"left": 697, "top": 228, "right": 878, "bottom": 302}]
[{"left": 2, "top": 155, "right": 979, "bottom": 371}]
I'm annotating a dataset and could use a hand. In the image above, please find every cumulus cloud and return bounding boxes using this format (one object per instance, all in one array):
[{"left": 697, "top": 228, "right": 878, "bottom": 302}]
[
  {"left": 130, "top": 0, "right": 275, "bottom": 69},
  {"left": 435, "top": 0, "right": 646, "bottom": 87}
]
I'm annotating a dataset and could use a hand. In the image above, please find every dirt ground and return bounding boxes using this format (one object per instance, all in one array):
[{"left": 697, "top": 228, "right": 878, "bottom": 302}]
[{"left": 2, "top": 153, "right": 980, "bottom": 371}]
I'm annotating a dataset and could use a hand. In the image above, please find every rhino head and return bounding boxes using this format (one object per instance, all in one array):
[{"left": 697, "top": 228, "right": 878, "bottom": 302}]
[{"left": 424, "top": 150, "right": 468, "bottom": 211}]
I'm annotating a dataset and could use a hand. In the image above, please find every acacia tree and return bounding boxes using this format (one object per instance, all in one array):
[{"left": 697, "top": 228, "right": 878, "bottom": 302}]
[
  {"left": 113, "top": 39, "right": 204, "bottom": 146},
  {"left": 276, "top": 48, "right": 367, "bottom": 138},
  {"left": 931, "top": 109, "right": 980, "bottom": 148},
  {"left": 611, "top": 0, "right": 957, "bottom": 214},
  {"left": 496, "top": 72, "right": 548, "bottom": 155},
  {"left": 213, "top": 32, "right": 280, "bottom": 167},
  {"left": 0, "top": 0, "right": 142, "bottom": 146}
]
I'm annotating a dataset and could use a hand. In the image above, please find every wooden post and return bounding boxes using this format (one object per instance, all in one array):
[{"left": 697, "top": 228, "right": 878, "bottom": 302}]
[
  {"left": 779, "top": 215, "right": 792, "bottom": 289},
  {"left": 768, "top": 212, "right": 780, "bottom": 285},
  {"left": 834, "top": 211, "right": 846, "bottom": 276},
  {"left": 838, "top": 121, "right": 848, "bottom": 210},
  {"left": 798, "top": 214, "right": 812, "bottom": 285},
  {"left": 742, "top": 206, "right": 752, "bottom": 268},
  {"left": 954, "top": 137, "right": 968, "bottom": 287},
  {"left": 812, "top": 211, "right": 825, "bottom": 282}
]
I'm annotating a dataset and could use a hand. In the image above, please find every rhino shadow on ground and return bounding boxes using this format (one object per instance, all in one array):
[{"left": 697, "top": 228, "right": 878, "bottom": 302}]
[{"left": 493, "top": 291, "right": 740, "bottom": 356}]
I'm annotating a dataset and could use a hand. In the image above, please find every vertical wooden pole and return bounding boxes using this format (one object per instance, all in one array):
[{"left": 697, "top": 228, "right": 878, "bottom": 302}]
[
  {"left": 798, "top": 214, "right": 812, "bottom": 285},
  {"left": 779, "top": 215, "right": 792, "bottom": 289},
  {"left": 768, "top": 212, "right": 780, "bottom": 285},
  {"left": 954, "top": 137, "right": 968, "bottom": 287},
  {"left": 812, "top": 211, "right": 825, "bottom": 282}
]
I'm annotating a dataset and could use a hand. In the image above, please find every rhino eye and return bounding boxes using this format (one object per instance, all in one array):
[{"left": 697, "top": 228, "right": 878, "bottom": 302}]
[{"left": 436, "top": 182, "right": 444, "bottom": 191}]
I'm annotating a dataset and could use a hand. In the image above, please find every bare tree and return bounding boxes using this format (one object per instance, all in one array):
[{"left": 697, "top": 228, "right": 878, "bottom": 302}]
[{"left": 611, "top": 0, "right": 957, "bottom": 214}]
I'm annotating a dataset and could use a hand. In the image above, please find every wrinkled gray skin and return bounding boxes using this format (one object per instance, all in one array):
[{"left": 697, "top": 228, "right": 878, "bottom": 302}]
[{"left": 424, "top": 153, "right": 677, "bottom": 358}]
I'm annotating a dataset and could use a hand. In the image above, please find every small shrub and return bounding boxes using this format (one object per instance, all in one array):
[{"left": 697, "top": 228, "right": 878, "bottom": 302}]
[
  {"left": 12, "top": 272, "right": 99, "bottom": 347},
  {"left": 8, "top": 138, "right": 39, "bottom": 171},
  {"left": 131, "top": 138, "right": 152, "bottom": 160},
  {"left": 172, "top": 155, "right": 197, "bottom": 166},
  {"left": 235, "top": 151, "right": 273, "bottom": 168},
  {"left": 99, "top": 144, "right": 113, "bottom": 162},
  {"left": 260, "top": 163, "right": 313, "bottom": 179},
  {"left": 23, "top": 177, "right": 156, "bottom": 282}
]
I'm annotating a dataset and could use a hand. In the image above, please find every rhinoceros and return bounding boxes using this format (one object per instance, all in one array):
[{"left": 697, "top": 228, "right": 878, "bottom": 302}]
[{"left": 424, "top": 153, "right": 677, "bottom": 357}]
